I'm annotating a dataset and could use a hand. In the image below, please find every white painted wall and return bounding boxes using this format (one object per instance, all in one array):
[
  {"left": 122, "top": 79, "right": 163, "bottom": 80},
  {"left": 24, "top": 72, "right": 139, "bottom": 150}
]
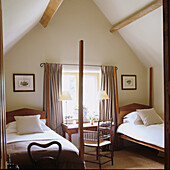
[
  {"left": 4, "top": 0, "right": 149, "bottom": 146},
  {"left": 93, "top": 0, "right": 164, "bottom": 118},
  {"left": 118, "top": 7, "right": 163, "bottom": 118},
  {"left": 152, "top": 66, "right": 164, "bottom": 118},
  {"left": 4, "top": 0, "right": 148, "bottom": 111},
  {"left": 2, "top": 0, "right": 163, "bottom": 118}
]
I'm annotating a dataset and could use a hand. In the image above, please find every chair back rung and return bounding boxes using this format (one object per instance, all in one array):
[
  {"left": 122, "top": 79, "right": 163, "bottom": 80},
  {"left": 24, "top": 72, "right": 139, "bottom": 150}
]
[{"left": 83, "top": 118, "right": 114, "bottom": 169}]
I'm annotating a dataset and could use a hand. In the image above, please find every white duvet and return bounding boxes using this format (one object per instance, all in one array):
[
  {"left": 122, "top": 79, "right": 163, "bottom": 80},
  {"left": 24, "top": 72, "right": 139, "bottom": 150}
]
[
  {"left": 117, "top": 123, "right": 164, "bottom": 148},
  {"left": 7, "top": 129, "right": 79, "bottom": 155}
]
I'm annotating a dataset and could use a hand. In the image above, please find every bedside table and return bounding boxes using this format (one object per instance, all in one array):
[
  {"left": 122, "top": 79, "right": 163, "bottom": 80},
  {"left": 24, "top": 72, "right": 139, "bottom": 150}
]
[
  {"left": 62, "top": 122, "right": 114, "bottom": 142},
  {"left": 62, "top": 122, "right": 98, "bottom": 142}
]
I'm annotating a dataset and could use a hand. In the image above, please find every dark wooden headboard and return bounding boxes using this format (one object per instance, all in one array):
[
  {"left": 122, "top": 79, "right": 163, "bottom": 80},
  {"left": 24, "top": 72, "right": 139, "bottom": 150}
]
[
  {"left": 6, "top": 108, "right": 46, "bottom": 124},
  {"left": 118, "top": 103, "right": 151, "bottom": 126}
]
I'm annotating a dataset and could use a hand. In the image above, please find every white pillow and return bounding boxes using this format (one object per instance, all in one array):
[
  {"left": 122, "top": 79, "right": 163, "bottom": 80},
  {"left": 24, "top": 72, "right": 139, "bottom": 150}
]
[
  {"left": 40, "top": 119, "right": 51, "bottom": 131},
  {"left": 137, "top": 108, "right": 163, "bottom": 126},
  {"left": 6, "top": 119, "right": 48, "bottom": 134},
  {"left": 14, "top": 115, "right": 43, "bottom": 135},
  {"left": 123, "top": 111, "right": 143, "bottom": 125},
  {"left": 6, "top": 121, "right": 17, "bottom": 133},
  {"left": 41, "top": 119, "right": 46, "bottom": 124}
]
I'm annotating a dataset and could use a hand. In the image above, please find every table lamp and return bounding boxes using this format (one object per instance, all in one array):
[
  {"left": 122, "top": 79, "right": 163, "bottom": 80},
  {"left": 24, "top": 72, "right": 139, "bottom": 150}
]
[
  {"left": 59, "top": 91, "right": 72, "bottom": 124},
  {"left": 98, "top": 90, "right": 109, "bottom": 100},
  {"left": 98, "top": 90, "right": 109, "bottom": 120}
]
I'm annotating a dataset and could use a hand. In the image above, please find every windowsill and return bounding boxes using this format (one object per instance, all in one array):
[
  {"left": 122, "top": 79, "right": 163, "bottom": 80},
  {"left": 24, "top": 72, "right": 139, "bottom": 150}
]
[{"left": 63, "top": 118, "right": 98, "bottom": 124}]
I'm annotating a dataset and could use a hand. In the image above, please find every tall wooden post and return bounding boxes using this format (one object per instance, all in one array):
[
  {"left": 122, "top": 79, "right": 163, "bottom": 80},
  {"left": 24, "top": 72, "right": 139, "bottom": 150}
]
[
  {"left": 78, "top": 40, "right": 84, "bottom": 160},
  {"left": 46, "top": 64, "right": 50, "bottom": 126},
  {"left": 163, "top": 0, "right": 170, "bottom": 169},
  {"left": 149, "top": 67, "right": 153, "bottom": 107},
  {"left": 0, "top": 0, "right": 7, "bottom": 168},
  {"left": 114, "top": 67, "right": 119, "bottom": 125}
]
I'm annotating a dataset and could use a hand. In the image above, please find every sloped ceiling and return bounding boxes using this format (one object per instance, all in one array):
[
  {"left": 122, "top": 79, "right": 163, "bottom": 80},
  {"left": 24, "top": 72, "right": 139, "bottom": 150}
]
[
  {"left": 2, "top": 0, "right": 163, "bottom": 68},
  {"left": 2, "top": 0, "right": 49, "bottom": 54},
  {"left": 93, "top": 0, "right": 163, "bottom": 67},
  {"left": 119, "top": 7, "right": 163, "bottom": 67}
]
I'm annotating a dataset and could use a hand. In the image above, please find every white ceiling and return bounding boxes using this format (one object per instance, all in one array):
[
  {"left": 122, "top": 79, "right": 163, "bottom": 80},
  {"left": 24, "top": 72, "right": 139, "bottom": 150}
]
[
  {"left": 2, "top": 0, "right": 49, "bottom": 54},
  {"left": 93, "top": 0, "right": 155, "bottom": 25},
  {"left": 2, "top": 0, "right": 163, "bottom": 68},
  {"left": 119, "top": 7, "right": 163, "bottom": 67},
  {"left": 93, "top": 0, "right": 163, "bottom": 67}
]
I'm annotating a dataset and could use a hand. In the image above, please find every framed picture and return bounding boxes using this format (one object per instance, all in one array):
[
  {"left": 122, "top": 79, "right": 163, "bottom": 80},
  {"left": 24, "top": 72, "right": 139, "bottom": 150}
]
[
  {"left": 13, "top": 74, "right": 35, "bottom": 92},
  {"left": 121, "top": 75, "right": 137, "bottom": 90}
]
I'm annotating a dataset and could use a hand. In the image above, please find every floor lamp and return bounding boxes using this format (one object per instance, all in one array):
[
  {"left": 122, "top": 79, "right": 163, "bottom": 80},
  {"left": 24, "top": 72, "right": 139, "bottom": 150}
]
[
  {"left": 98, "top": 90, "right": 109, "bottom": 120},
  {"left": 59, "top": 91, "right": 72, "bottom": 124}
]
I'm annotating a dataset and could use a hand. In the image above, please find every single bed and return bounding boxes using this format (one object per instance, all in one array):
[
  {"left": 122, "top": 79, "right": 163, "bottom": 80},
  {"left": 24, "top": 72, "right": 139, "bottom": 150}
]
[
  {"left": 116, "top": 103, "right": 164, "bottom": 152},
  {"left": 6, "top": 108, "right": 85, "bottom": 169}
]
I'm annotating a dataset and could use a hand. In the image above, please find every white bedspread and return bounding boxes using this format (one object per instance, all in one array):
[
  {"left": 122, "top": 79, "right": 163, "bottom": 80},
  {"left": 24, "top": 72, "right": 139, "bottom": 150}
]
[
  {"left": 117, "top": 123, "right": 164, "bottom": 148},
  {"left": 7, "top": 129, "right": 79, "bottom": 155}
]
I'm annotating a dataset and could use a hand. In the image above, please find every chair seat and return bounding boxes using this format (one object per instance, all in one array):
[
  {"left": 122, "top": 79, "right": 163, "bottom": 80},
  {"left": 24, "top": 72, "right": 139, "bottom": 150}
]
[
  {"left": 83, "top": 119, "right": 114, "bottom": 169},
  {"left": 84, "top": 140, "right": 111, "bottom": 147}
]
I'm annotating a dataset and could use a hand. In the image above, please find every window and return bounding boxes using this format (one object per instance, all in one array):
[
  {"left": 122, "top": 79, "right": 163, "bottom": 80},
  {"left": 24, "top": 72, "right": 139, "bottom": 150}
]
[{"left": 62, "top": 67, "right": 100, "bottom": 122}]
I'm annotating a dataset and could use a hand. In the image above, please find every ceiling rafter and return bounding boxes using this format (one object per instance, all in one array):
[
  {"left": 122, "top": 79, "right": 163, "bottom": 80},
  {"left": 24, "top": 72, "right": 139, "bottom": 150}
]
[
  {"left": 40, "top": 0, "right": 63, "bottom": 28},
  {"left": 110, "top": 0, "right": 162, "bottom": 33}
]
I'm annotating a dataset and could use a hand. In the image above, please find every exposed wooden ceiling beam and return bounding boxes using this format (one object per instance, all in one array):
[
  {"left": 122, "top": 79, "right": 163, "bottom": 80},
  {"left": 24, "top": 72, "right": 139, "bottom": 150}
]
[
  {"left": 40, "top": 0, "right": 63, "bottom": 28},
  {"left": 110, "top": 0, "right": 162, "bottom": 33}
]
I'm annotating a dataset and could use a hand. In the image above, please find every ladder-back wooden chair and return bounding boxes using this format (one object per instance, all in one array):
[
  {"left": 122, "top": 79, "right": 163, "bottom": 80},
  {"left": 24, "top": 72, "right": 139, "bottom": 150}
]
[
  {"left": 27, "top": 141, "right": 62, "bottom": 169},
  {"left": 83, "top": 119, "right": 114, "bottom": 169}
]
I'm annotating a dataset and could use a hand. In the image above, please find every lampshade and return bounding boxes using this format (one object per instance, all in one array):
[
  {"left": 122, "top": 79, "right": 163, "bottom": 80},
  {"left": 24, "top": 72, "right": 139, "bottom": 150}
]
[
  {"left": 98, "top": 90, "right": 109, "bottom": 100},
  {"left": 58, "top": 91, "right": 72, "bottom": 101}
]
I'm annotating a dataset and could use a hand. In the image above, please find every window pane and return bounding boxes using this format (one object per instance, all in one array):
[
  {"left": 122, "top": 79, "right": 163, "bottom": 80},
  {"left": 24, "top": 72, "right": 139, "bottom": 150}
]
[
  {"left": 84, "top": 74, "right": 99, "bottom": 120},
  {"left": 62, "top": 74, "right": 77, "bottom": 119},
  {"left": 62, "top": 72, "right": 100, "bottom": 121}
]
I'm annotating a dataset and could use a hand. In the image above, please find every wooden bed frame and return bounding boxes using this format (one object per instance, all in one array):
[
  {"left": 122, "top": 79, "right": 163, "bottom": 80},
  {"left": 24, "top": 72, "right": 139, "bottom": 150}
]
[
  {"left": 6, "top": 108, "right": 85, "bottom": 169},
  {"left": 117, "top": 103, "right": 164, "bottom": 152},
  {"left": 6, "top": 108, "right": 46, "bottom": 124}
]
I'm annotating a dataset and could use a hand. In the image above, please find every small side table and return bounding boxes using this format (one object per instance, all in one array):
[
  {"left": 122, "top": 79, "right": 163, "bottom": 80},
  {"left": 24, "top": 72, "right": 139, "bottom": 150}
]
[{"left": 62, "top": 123, "right": 98, "bottom": 142}]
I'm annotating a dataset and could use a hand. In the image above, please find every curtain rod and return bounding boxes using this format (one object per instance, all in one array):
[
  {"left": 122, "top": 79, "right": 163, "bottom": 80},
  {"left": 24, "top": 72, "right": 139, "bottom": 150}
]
[
  {"left": 40, "top": 62, "right": 101, "bottom": 68},
  {"left": 40, "top": 63, "right": 118, "bottom": 69}
]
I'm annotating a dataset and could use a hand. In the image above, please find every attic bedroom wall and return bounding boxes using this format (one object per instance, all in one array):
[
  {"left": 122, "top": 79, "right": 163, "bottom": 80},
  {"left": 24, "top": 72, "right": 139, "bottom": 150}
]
[
  {"left": 118, "top": 7, "right": 163, "bottom": 118},
  {"left": 4, "top": 0, "right": 148, "bottom": 113}
]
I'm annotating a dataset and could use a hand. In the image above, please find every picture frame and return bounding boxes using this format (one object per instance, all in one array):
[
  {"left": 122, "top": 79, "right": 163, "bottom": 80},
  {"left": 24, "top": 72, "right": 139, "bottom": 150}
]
[
  {"left": 13, "top": 74, "right": 35, "bottom": 92},
  {"left": 121, "top": 75, "right": 137, "bottom": 90}
]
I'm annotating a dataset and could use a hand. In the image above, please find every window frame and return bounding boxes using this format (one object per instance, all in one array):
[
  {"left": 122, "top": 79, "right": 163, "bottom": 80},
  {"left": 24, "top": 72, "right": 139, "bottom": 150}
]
[{"left": 62, "top": 72, "right": 100, "bottom": 123}]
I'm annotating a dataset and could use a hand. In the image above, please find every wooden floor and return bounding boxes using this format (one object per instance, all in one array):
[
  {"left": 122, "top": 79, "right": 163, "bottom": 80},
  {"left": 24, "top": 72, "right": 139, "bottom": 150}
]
[{"left": 85, "top": 144, "right": 164, "bottom": 169}]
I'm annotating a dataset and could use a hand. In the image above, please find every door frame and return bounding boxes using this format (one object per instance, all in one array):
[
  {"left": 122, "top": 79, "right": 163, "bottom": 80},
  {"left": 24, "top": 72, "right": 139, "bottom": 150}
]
[
  {"left": 0, "top": 0, "right": 7, "bottom": 168},
  {"left": 163, "top": 0, "right": 170, "bottom": 169}
]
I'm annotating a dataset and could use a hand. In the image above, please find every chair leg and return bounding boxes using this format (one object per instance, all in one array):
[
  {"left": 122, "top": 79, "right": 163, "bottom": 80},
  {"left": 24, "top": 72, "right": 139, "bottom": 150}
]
[
  {"left": 111, "top": 151, "right": 113, "bottom": 165},
  {"left": 98, "top": 147, "right": 101, "bottom": 170},
  {"left": 111, "top": 146, "right": 113, "bottom": 165},
  {"left": 96, "top": 148, "right": 98, "bottom": 160}
]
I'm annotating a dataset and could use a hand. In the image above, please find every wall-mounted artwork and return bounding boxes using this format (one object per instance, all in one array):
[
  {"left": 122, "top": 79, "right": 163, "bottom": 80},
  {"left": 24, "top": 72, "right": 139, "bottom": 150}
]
[
  {"left": 13, "top": 74, "right": 35, "bottom": 92},
  {"left": 121, "top": 75, "right": 137, "bottom": 90}
]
